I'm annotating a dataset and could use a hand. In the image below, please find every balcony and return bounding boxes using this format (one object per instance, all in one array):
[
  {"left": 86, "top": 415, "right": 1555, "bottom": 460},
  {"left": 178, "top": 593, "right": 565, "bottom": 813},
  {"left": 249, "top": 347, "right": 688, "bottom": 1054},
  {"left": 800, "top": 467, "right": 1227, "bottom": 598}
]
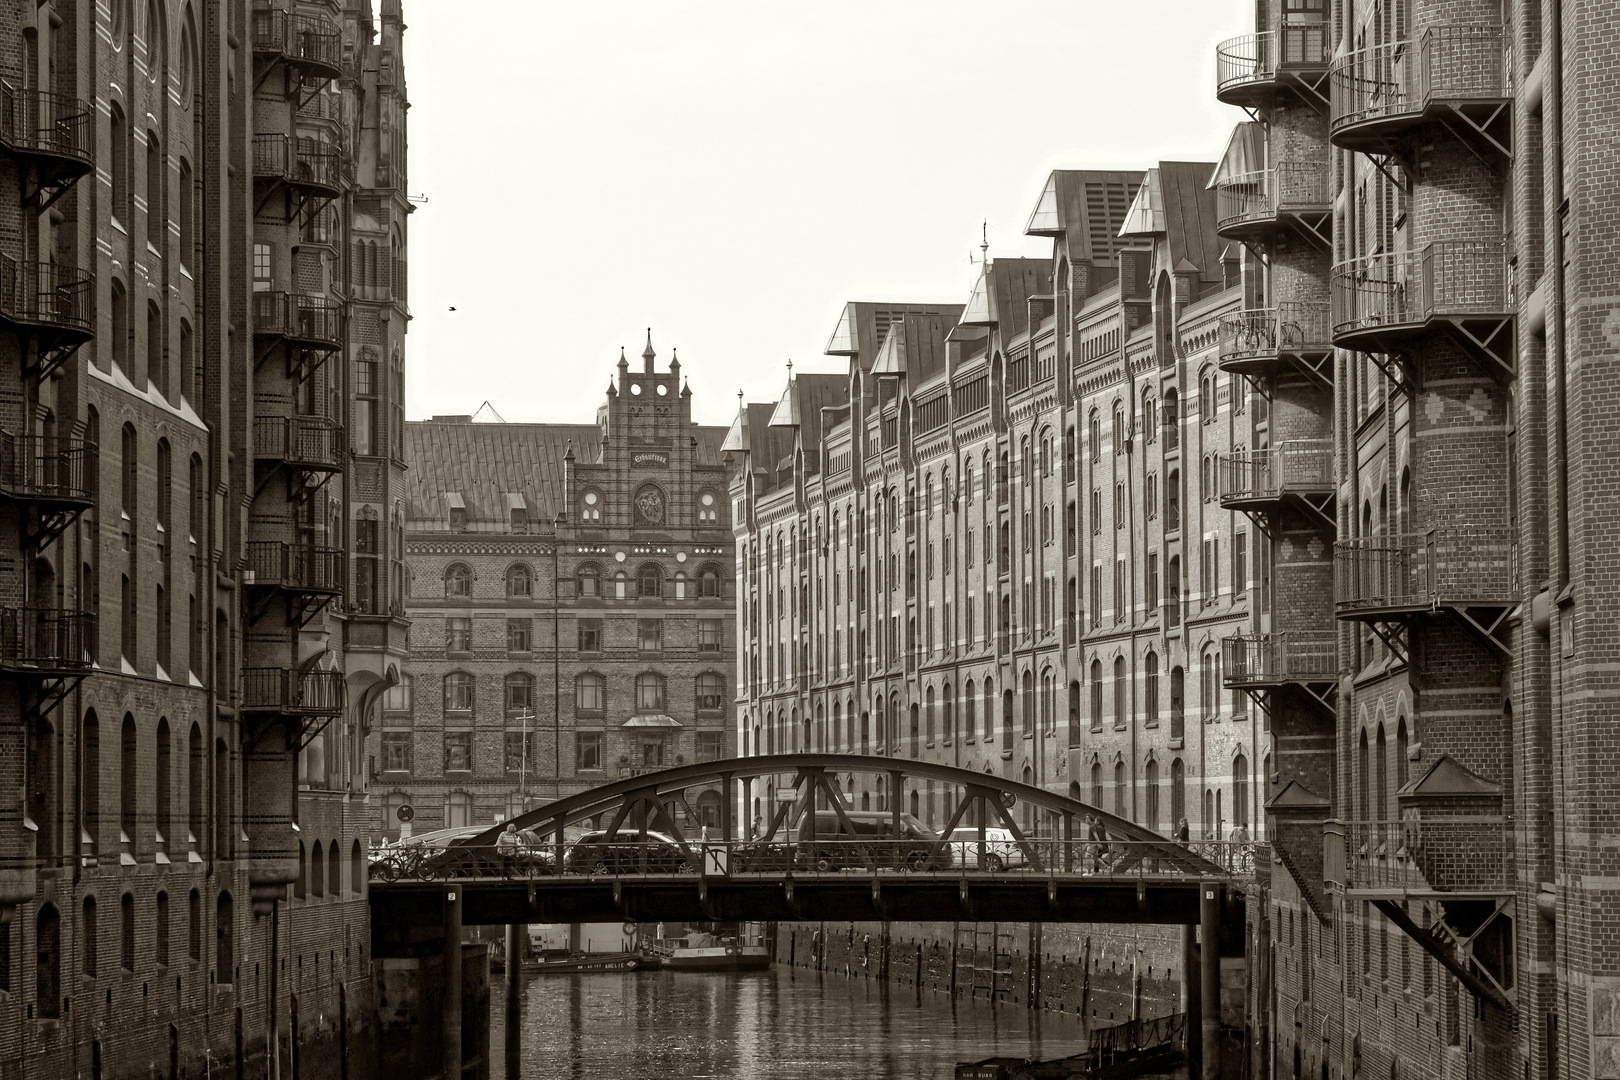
[
  {"left": 252, "top": 134, "right": 341, "bottom": 219},
  {"left": 1331, "top": 243, "right": 1512, "bottom": 378},
  {"left": 242, "top": 667, "right": 346, "bottom": 717},
  {"left": 250, "top": 9, "right": 343, "bottom": 85},
  {"left": 1214, "top": 161, "right": 1331, "bottom": 248},
  {"left": 0, "top": 431, "right": 95, "bottom": 510},
  {"left": 1215, "top": 29, "right": 1332, "bottom": 111},
  {"left": 1223, "top": 631, "right": 1337, "bottom": 706},
  {"left": 1217, "top": 302, "right": 1333, "bottom": 387},
  {"left": 1218, "top": 440, "right": 1333, "bottom": 530},
  {"left": 253, "top": 415, "right": 344, "bottom": 473},
  {"left": 252, "top": 291, "right": 344, "bottom": 380},
  {"left": 246, "top": 542, "right": 345, "bottom": 594},
  {"left": 1334, "top": 526, "right": 1513, "bottom": 619},
  {"left": 0, "top": 255, "right": 95, "bottom": 378},
  {"left": 1329, "top": 26, "right": 1510, "bottom": 160},
  {"left": 0, "top": 606, "right": 93, "bottom": 674},
  {"left": 1326, "top": 817, "right": 1510, "bottom": 898},
  {"left": 0, "top": 84, "right": 94, "bottom": 206}
]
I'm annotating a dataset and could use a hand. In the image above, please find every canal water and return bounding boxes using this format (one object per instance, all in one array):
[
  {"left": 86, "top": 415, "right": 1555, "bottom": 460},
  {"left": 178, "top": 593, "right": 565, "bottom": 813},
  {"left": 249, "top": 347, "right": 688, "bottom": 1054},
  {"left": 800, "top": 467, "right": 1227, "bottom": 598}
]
[{"left": 493, "top": 964, "right": 1090, "bottom": 1079}]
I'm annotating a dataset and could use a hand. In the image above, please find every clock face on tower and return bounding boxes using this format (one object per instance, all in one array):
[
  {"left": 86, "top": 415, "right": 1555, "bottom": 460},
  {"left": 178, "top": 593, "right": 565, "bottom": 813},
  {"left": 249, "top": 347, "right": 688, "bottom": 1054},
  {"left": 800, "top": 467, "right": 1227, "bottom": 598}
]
[{"left": 634, "top": 484, "right": 666, "bottom": 525}]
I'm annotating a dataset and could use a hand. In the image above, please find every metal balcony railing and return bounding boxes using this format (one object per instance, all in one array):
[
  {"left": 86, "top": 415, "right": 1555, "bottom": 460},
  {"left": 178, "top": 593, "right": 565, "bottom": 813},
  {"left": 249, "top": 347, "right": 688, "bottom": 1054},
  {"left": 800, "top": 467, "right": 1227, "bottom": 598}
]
[
  {"left": 246, "top": 541, "right": 345, "bottom": 594},
  {"left": 0, "top": 607, "right": 93, "bottom": 671},
  {"left": 1214, "top": 161, "right": 1331, "bottom": 233},
  {"left": 1325, "top": 818, "right": 1512, "bottom": 895},
  {"left": 251, "top": 10, "right": 342, "bottom": 74},
  {"left": 252, "top": 133, "right": 340, "bottom": 192},
  {"left": 241, "top": 667, "right": 346, "bottom": 715},
  {"left": 252, "top": 290, "right": 344, "bottom": 347},
  {"left": 1329, "top": 26, "right": 1506, "bottom": 137},
  {"left": 1334, "top": 525, "right": 1513, "bottom": 614},
  {"left": 253, "top": 415, "right": 344, "bottom": 470},
  {"left": 1331, "top": 242, "right": 1509, "bottom": 343},
  {"left": 0, "top": 255, "right": 94, "bottom": 334},
  {"left": 0, "top": 84, "right": 93, "bottom": 166},
  {"left": 1218, "top": 440, "right": 1333, "bottom": 504},
  {"left": 0, "top": 431, "right": 96, "bottom": 504},
  {"left": 1218, "top": 302, "right": 1333, "bottom": 368},
  {"left": 1223, "top": 630, "right": 1337, "bottom": 687},
  {"left": 1215, "top": 29, "right": 1332, "bottom": 101}
]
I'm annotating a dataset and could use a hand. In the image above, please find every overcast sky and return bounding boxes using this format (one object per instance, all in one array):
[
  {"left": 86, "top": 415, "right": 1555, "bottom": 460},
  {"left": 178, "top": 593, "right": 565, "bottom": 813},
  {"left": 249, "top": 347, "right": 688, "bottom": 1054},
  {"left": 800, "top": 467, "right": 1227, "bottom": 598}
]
[{"left": 400, "top": 0, "right": 1252, "bottom": 427}]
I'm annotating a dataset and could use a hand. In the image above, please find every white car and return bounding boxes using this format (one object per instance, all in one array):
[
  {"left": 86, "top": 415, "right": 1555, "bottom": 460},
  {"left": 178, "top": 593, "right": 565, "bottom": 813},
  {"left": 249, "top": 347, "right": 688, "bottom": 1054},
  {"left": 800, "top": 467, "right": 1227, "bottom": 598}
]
[{"left": 946, "top": 826, "right": 1028, "bottom": 871}]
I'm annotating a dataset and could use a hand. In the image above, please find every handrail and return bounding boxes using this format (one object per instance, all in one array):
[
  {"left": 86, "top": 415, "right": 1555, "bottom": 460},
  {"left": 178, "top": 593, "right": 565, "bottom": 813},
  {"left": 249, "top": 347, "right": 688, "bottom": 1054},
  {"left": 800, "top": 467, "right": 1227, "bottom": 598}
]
[
  {"left": 251, "top": 290, "right": 344, "bottom": 346},
  {"left": 1326, "top": 818, "right": 1511, "bottom": 894},
  {"left": 1219, "top": 440, "right": 1333, "bottom": 502},
  {"left": 0, "top": 431, "right": 96, "bottom": 502},
  {"left": 1334, "top": 525, "right": 1513, "bottom": 610},
  {"left": 251, "top": 133, "right": 340, "bottom": 190},
  {"left": 1216, "top": 28, "right": 1331, "bottom": 96},
  {"left": 1223, "top": 630, "right": 1337, "bottom": 685},
  {"left": 0, "top": 606, "right": 93, "bottom": 670},
  {"left": 253, "top": 414, "right": 344, "bottom": 468},
  {"left": 241, "top": 666, "right": 346, "bottom": 714},
  {"left": 1218, "top": 303, "right": 1333, "bottom": 363},
  {"left": 0, "top": 83, "right": 94, "bottom": 163},
  {"left": 1214, "top": 162, "right": 1331, "bottom": 228},
  {"left": 1330, "top": 26, "right": 1507, "bottom": 133},
  {"left": 1331, "top": 242, "right": 1508, "bottom": 338},
  {"left": 245, "top": 541, "right": 345, "bottom": 592},
  {"left": 0, "top": 254, "right": 95, "bottom": 333}
]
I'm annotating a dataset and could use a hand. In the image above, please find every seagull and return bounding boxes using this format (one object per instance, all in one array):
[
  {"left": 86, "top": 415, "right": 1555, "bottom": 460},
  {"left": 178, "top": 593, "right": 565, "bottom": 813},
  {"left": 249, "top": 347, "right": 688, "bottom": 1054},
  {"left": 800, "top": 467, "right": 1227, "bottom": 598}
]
[{"left": 449, "top": 306, "right": 457, "bottom": 311}]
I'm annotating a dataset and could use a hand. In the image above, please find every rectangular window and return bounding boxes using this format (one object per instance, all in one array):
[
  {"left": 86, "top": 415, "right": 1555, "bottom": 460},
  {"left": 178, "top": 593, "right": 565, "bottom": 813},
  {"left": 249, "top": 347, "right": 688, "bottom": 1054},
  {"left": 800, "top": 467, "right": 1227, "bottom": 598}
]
[
  {"left": 1090, "top": 564, "right": 1102, "bottom": 627},
  {"left": 1147, "top": 552, "right": 1159, "bottom": 613},
  {"left": 1115, "top": 483, "right": 1125, "bottom": 528},
  {"left": 698, "top": 618, "right": 722, "bottom": 653},
  {"left": 575, "top": 731, "right": 602, "bottom": 772},
  {"left": 446, "top": 617, "right": 471, "bottom": 652},
  {"left": 504, "top": 731, "right": 532, "bottom": 774},
  {"left": 252, "top": 244, "right": 271, "bottom": 291},
  {"left": 355, "top": 519, "right": 378, "bottom": 613},
  {"left": 638, "top": 619, "right": 663, "bottom": 653},
  {"left": 578, "top": 619, "right": 603, "bottom": 652},
  {"left": 443, "top": 732, "right": 472, "bottom": 773},
  {"left": 1114, "top": 559, "right": 1127, "bottom": 622},
  {"left": 696, "top": 731, "right": 724, "bottom": 762},
  {"left": 382, "top": 732, "right": 412, "bottom": 772},
  {"left": 1234, "top": 532, "right": 1248, "bottom": 595},
  {"left": 507, "top": 618, "right": 531, "bottom": 652}
]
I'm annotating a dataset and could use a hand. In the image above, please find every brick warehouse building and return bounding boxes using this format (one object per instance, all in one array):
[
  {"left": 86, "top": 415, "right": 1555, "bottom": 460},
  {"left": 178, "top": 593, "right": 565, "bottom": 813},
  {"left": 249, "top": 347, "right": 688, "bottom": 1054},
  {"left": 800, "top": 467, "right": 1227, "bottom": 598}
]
[
  {"left": 1208, "top": 0, "right": 1620, "bottom": 1077},
  {"left": 391, "top": 341, "right": 736, "bottom": 838},
  {"left": 0, "top": 1, "right": 411, "bottom": 1077},
  {"left": 727, "top": 165, "right": 1264, "bottom": 849}
]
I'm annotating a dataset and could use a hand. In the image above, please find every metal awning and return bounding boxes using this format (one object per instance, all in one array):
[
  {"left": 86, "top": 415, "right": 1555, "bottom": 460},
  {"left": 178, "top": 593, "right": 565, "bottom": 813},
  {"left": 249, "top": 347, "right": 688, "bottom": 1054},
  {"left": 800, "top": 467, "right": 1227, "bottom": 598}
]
[
  {"left": 1208, "top": 122, "right": 1267, "bottom": 188},
  {"left": 622, "top": 714, "right": 682, "bottom": 728}
]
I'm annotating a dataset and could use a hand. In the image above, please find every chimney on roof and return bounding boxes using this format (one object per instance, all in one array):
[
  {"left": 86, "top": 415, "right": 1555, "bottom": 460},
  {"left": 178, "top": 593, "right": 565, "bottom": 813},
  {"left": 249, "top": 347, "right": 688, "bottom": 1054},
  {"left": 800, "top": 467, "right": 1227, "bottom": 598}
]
[{"left": 642, "top": 328, "right": 656, "bottom": 375}]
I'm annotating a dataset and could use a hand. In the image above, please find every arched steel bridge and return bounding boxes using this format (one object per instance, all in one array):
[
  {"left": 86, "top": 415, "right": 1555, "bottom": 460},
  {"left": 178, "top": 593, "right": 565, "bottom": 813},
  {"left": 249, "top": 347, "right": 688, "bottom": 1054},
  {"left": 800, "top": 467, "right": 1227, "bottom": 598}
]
[{"left": 368, "top": 754, "right": 1260, "bottom": 930}]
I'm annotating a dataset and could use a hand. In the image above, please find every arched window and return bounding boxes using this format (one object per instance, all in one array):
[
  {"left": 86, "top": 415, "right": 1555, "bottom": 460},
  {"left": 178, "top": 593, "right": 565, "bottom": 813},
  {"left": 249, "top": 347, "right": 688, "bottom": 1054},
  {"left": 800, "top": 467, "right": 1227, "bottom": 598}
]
[
  {"left": 155, "top": 716, "right": 171, "bottom": 846},
  {"left": 120, "top": 714, "right": 138, "bottom": 842},
  {"left": 504, "top": 672, "right": 535, "bottom": 713},
  {"left": 1145, "top": 652, "right": 1160, "bottom": 723},
  {"left": 614, "top": 571, "right": 628, "bottom": 599},
  {"left": 1170, "top": 666, "right": 1185, "bottom": 739},
  {"left": 37, "top": 903, "right": 61, "bottom": 1016},
  {"left": 638, "top": 564, "right": 662, "bottom": 598},
  {"left": 697, "top": 489, "right": 720, "bottom": 524},
  {"left": 942, "top": 684, "right": 953, "bottom": 742},
  {"left": 635, "top": 672, "right": 666, "bottom": 712},
  {"left": 506, "top": 564, "right": 532, "bottom": 598},
  {"left": 311, "top": 840, "right": 325, "bottom": 899},
  {"left": 1114, "top": 760, "right": 1127, "bottom": 817},
  {"left": 1171, "top": 758, "right": 1186, "bottom": 827},
  {"left": 1376, "top": 723, "right": 1388, "bottom": 821},
  {"left": 1201, "top": 369, "right": 1216, "bottom": 423},
  {"left": 695, "top": 672, "right": 724, "bottom": 711},
  {"left": 981, "top": 678, "right": 995, "bottom": 740},
  {"left": 579, "top": 489, "right": 601, "bottom": 522},
  {"left": 964, "top": 679, "right": 975, "bottom": 736},
  {"left": 1088, "top": 409, "right": 1101, "bottom": 462},
  {"left": 576, "top": 673, "right": 605, "bottom": 714},
  {"left": 1021, "top": 670, "right": 1034, "bottom": 735},
  {"left": 1113, "top": 656, "right": 1128, "bottom": 728},
  {"left": 1090, "top": 658, "right": 1103, "bottom": 731},
  {"left": 351, "top": 839, "right": 364, "bottom": 897},
  {"left": 1112, "top": 401, "right": 1126, "bottom": 453},
  {"left": 215, "top": 891, "right": 234, "bottom": 981},
  {"left": 294, "top": 841, "right": 307, "bottom": 900},
  {"left": 1090, "top": 760, "right": 1103, "bottom": 807},
  {"left": 1166, "top": 470, "right": 1180, "bottom": 532},
  {"left": 444, "top": 563, "right": 471, "bottom": 598},
  {"left": 1163, "top": 389, "right": 1179, "bottom": 451},
  {"left": 673, "top": 571, "right": 688, "bottom": 599},
  {"left": 1233, "top": 754, "right": 1250, "bottom": 828},
  {"left": 1201, "top": 649, "right": 1215, "bottom": 718},
  {"left": 1145, "top": 759, "right": 1161, "bottom": 831},
  {"left": 329, "top": 842, "right": 341, "bottom": 899},
  {"left": 443, "top": 672, "right": 474, "bottom": 715},
  {"left": 577, "top": 564, "right": 600, "bottom": 597},
  {"left": 1142, "top": 389, "right": 1157, "bottom": 444}
]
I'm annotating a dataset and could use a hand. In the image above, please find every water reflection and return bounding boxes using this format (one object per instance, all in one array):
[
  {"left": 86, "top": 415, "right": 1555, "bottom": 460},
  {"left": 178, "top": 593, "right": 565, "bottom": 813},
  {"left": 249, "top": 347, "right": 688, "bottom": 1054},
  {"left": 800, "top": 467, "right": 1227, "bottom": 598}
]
[{"left": 495, "top": 964, "right": 1086, "bottom": 1079}]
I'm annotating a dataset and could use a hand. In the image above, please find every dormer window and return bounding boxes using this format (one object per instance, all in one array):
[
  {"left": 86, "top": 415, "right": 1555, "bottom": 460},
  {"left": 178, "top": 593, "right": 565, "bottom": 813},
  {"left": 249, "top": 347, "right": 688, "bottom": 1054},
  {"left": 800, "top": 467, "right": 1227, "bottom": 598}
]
[
  {"left": 446, "top": 492, "right": 466, "bottom": 531},
  {"left": 507, "top": 493, "right": 528, "bottom": 532}
]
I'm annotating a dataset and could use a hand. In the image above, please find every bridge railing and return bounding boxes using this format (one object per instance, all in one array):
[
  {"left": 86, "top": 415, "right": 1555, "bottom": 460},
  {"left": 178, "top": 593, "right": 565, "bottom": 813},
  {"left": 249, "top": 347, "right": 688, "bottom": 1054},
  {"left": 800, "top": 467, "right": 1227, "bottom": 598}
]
[{"left": 368, "top": 838, "right": 1265, "bottom": 884}]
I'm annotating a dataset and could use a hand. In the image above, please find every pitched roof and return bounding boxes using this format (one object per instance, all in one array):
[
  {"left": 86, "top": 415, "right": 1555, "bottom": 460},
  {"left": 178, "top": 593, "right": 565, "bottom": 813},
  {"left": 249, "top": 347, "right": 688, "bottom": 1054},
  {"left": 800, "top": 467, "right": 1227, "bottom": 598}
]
[{"left": 404, "top": 419, "right": 727, "bottom": 527}]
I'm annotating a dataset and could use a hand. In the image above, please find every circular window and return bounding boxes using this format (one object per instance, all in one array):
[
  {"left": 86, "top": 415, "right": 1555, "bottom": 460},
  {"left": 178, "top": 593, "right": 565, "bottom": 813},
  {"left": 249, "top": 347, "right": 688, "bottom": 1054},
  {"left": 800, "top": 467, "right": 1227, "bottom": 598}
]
[
  {"left": 656, "top": 383, "right": 668, "bottom": 397},
  {"left": 630, "top": 383, "right": 643, "bottom": 396},
  {"left": 584, "top": 492, "right": 598, "bottom": 505},
  {"left": 701, "top": 492, "right": 715, "bottom": 506},
  {"left": 614, "top": 551, "right": 627, "bottom": 563}
]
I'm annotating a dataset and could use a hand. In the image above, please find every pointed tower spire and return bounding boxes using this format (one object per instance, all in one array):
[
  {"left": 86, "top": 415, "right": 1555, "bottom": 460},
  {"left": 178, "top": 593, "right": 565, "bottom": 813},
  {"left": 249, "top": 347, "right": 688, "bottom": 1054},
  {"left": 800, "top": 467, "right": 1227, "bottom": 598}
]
[
  {"left": 669, "top": 346, "right": 681, "bottom": 382},
  {"left": 642, "top": 328, "right": 656, "bottom": 374}
]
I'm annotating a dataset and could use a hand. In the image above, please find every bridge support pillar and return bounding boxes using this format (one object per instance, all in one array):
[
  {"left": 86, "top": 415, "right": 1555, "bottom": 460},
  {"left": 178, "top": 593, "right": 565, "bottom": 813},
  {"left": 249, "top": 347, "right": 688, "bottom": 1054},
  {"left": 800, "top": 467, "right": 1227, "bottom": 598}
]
[
  {"left": 1183, "top": 923, "right": 1202, "bottom": 1076},
  {"left": 444, "top": 889, "right": 463, "bottom": 1080},
  {"left": 1200, "top": 881, "right": 1221, "bottom": 1080},
  {"left": 505, "top": 923, "right": 522, "bottom": 1076}
]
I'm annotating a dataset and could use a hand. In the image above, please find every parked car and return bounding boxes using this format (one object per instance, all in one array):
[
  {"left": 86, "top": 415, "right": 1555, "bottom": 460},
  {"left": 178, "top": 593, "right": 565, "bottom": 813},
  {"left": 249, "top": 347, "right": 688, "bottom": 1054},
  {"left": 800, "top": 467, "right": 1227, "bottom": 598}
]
[
  {"left": 945, "top": 826, "right": 1030, "bottom": 872},
  {"left": 370, "top": 824, "right": 555, "bottom": 881},
  {"left": 794, "top": 810, "right": 948, "bottom": 872},
  {"left": 564, "top": 829, "right": 696, "bottom": 875}
]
